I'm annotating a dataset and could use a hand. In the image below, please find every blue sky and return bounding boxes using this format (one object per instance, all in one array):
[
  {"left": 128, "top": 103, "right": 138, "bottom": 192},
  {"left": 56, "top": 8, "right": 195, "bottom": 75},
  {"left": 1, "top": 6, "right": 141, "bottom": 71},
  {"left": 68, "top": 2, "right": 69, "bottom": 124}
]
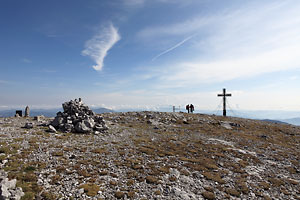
[{"left": 1, "top": 0, "right": 300, "bottom": 111}]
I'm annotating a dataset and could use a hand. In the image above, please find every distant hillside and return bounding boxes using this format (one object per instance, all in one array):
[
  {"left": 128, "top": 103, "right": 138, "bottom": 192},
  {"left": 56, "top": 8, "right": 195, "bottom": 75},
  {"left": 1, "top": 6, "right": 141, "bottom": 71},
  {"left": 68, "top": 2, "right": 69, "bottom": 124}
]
[
  {"left": 0, "top": 109, "right": 16, "bottom": 117},
  {"left": 0, "top": 109, "right": 61, "bottom": 118},
  {"left": 93, "top": 107, "right": 114, "bottom": 114},
  {"left": 261, "top": 119, "right": 289, "bottom": 125},
  {"left": 281, "top": 117, "right": 300, "bottom": 126},
  {"left": 0, "top": 107, "right": 114, "bottom": 117}
]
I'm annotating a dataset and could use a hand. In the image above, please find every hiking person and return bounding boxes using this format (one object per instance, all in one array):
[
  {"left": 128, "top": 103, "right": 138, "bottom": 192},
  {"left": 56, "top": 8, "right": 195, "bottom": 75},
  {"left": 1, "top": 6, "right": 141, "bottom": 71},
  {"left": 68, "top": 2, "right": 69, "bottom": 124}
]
[
  {"left": 186, "top": 104, "right": 190, "bottom": 113},
  {"left": 190, "top": 104, "right": 194, "bottom": 113}
]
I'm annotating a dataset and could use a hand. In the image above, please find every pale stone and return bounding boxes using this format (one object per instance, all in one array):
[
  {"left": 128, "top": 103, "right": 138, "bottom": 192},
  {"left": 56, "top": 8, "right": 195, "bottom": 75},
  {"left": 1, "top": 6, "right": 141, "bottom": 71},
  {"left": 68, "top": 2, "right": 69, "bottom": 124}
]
[
  {"left": 48, "top": 125, "right": 57, "bottom": 133},
  {"left": 25, "top": 106, "right": 30, "bottom": 117}
]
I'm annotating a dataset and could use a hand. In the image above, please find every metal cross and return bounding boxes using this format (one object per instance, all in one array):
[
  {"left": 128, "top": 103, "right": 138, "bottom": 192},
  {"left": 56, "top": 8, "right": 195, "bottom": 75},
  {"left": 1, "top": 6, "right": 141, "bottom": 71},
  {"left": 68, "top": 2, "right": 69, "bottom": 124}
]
[{"left": 217, "top": 88, "right": 232, "bottom": 117}]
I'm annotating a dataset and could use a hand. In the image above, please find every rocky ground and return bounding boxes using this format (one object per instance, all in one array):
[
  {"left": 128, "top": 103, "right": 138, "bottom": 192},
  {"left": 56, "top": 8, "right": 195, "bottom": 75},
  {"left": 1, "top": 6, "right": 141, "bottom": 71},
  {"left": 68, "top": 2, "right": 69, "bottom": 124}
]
[{"left": 0, "top": 111, "right": 299, "bottom": 199}]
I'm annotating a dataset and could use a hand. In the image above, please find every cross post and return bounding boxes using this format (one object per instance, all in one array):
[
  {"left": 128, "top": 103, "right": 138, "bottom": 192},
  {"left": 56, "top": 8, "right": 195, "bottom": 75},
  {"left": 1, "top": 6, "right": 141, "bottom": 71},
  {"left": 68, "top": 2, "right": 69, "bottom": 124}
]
[{"left": 217, "top": 88, "right": 232, "bottom": 117}]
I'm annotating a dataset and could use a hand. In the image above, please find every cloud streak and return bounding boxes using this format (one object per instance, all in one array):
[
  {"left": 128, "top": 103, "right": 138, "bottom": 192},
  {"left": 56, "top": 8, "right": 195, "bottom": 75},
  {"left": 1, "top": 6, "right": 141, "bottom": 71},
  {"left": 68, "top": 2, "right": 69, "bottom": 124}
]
[
  {"left": 22, "top": 58, "right": 32, "bottom": 63},
  {"left": 138, "top": 16, "right": 211, "bottom": 39},
  {"left": 152, "top": 34, "right": 195, "bottom": 61},
  {"left": 0, "top": 80, "right": 9, "bottom": 85},
  {"left": 137, "top": 1, "right": 300, "bottom": 87},
  {"left": 82, "top": 23, "right": 120, "bottom": 71},
  {"left": 123, "top": 0, "right": 145, "bottom": 6},
  {"left": 123, "top": 0, "right": 195, "bottom": 7},
  {"left": 159, "top": 43, "right": 300, "bottom": 85}
]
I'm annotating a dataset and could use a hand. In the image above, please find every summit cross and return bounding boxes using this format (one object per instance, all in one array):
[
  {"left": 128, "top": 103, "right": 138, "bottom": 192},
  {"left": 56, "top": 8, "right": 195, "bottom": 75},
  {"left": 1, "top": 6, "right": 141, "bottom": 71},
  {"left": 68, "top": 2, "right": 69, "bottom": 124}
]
[{"left": 217, "top": 88, "right": 232, "bottom": 117}]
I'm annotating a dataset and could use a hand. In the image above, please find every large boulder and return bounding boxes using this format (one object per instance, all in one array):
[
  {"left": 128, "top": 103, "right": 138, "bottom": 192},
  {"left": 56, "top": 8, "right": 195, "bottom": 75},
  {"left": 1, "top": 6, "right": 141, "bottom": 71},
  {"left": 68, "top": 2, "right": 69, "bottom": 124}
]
[
  {"left": 50, "top": 98, "right": 108, "bottom": 134},
  {"left": 0, "top": 174, "right": 24, "bottom": 200}
]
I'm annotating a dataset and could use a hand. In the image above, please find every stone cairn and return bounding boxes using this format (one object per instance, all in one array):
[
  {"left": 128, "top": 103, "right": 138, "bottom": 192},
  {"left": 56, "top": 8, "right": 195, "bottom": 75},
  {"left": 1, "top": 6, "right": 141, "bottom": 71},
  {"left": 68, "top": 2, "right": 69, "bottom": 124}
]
[{"left": 50, "top": 98, "right": 108, "bottom": 134}]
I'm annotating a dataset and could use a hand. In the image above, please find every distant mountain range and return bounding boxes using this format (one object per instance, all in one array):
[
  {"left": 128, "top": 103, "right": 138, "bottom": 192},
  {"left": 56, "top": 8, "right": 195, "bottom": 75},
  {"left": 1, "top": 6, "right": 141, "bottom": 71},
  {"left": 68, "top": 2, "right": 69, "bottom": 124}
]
[
  {"left": 261, "top": 119, "right": 289, "bottom": 125},
  {"left": 93, "top": 108, "right": 115, "bottom": 114},
  {"left": 280, "top": 118, "right": 300, "bottom": 126},
  {"left": 0, "top": 107, "right": 114, "bottom": 118},
  {"left": 1, "top": 107, "right": 299, "bottom": 126}
]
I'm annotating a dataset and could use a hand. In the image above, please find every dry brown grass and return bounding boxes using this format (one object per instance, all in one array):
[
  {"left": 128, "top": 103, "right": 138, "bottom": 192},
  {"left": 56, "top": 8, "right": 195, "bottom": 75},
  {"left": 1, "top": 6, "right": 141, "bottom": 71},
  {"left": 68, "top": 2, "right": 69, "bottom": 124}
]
[
  {"left": 225, "top": 188, "right": 240, "bottom": 197},
  {"left": 91, "top": 148, "right": 106, "bottom": 154},
  {"left": 115, "top": 191, "right": 125, "bottom": 199},
  {"left": 268, "top": 178, "right": 284, "bottom": 187},
  {"left": 203, "top": 172, "right": 225, "bottom": 184},
  {"left": 202, "top": 191, "right": 215, "bottom": 200},
  {"left": 145, "top": 176, "right": 159, "bottom": 184},
  {"left": 79, "top": 183, "right": 100, "bottom": 197}
]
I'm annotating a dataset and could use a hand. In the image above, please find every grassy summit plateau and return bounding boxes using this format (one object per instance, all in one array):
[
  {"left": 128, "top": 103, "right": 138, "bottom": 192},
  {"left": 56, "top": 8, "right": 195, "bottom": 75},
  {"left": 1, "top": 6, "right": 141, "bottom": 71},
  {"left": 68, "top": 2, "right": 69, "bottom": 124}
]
[{"left": 0, "top": 112, "right": 299, "bottom": 199}]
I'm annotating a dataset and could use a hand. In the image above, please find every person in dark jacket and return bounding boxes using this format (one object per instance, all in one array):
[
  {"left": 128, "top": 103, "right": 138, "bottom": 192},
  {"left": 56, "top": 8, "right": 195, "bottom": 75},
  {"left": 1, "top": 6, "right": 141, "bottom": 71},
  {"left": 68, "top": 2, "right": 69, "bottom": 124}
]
[
  {"left": 186, "top": 104, "right": 190, "bottom": 113},
  {"left": 190, "top": 104, "right": 194, "bottom": 113}
]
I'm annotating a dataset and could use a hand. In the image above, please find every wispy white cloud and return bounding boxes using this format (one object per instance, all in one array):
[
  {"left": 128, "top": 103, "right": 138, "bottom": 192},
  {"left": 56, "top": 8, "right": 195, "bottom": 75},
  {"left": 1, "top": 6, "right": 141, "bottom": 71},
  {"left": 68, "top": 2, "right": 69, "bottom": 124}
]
[
  {"left": 84, "top": 90, "right": 218, "bottom": 111},
  {"left": 123, "top": 0, "right": 195, "bottom": 7},
  {"left": 0, "top": 80, "right": 9, "bottom": 85},
  {"left": 158, "top": 44, "right": 300, "bottom": 85},
  {"left": 138, "top": 1, "right": 287, "bottom": 39},
  {"left": 22, "top": 58, "right": 32, "bottom": 63},
  {"left": 82, "top": 23, "right": 121, "bottom": 71},
  {"left": 152, "top": 34, "right": 195, "bottom": 61},
  {"left": 138, "top": 16, "right": 211, "bottom": 39},
  {"left": 139, "top": 1, "right": 300, "bottom": 86}
]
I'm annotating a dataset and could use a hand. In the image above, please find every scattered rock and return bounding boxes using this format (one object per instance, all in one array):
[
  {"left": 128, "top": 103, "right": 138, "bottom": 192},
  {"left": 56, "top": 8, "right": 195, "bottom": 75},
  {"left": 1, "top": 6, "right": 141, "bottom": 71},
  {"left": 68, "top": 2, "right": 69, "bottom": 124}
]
[
  {"left": 260, "top": 135, "right": 267, "bottom": 139},
  {"left": 220, "top": 121, "right": 233, "bottom": 129},
  {"left": 169, "top": 168, "right": 180, "bottom": 179},
  {"left": 147, "top": 119, "right": 161, "bottom": 126},
  {"left": 172, "top": 187, "right": 195, "bottom": 200},
  {"left": 24, "top": 122, "right": 33, "bottom": 129},
  {"left": 220, "top": 121, "right": 240, "bottom": 129},
  {"left": 48, "top": 125, "right": 57, "bottom": 133},
  {"left": 0, "top": 111, "right": 299, "bottom": 200},
  {"left": 34, "top": 115, "right": 45, "bottom": 122},
  {"left": 183, "top": 118, "right": 189, "bottom": 124}
]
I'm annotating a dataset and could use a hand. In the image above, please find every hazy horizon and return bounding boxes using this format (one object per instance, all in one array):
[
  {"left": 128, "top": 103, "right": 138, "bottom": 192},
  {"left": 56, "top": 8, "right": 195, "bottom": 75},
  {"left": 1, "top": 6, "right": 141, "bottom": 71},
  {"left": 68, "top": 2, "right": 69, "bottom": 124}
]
[{"left": 1, "top": 104, "right": 300, "bottom": 121}]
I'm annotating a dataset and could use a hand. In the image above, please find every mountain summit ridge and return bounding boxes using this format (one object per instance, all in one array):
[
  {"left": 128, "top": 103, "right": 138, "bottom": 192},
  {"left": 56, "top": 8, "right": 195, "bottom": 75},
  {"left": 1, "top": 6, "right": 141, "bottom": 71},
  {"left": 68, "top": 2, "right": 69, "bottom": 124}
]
[{"left": 0, "top": 111, "right": 299, "bottom": 199}]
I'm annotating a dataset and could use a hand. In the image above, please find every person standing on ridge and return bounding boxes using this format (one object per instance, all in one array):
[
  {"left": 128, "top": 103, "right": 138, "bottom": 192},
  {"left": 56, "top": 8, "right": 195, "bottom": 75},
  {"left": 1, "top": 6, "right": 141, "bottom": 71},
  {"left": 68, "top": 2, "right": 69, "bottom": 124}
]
[
  {"left": 186, "top": 104, "right": 190, "bottom": 113},
  {"left": 190, "top": 104, "right": 194, "bottom": 113}
]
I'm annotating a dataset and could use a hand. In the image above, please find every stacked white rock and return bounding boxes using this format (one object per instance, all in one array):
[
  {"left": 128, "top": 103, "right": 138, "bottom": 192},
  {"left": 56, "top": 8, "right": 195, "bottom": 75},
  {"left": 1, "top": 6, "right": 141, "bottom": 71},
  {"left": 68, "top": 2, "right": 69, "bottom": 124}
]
[
  {"left": 50, "top": 99, "right": 108, "bottom": 134},
  {"left": 0, "top": 170, "right": 24, "bottom": 200}
]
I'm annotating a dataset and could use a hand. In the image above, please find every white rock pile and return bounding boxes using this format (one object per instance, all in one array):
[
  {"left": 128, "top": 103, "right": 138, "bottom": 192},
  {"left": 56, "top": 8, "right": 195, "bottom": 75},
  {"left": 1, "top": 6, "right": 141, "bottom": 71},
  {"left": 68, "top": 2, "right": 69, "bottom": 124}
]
[
  {"left": 50, "top": 98, "right": 108, "bottom": 134},
  {"left": 0, "top": 170, "right": 24, "bottom": 200}
]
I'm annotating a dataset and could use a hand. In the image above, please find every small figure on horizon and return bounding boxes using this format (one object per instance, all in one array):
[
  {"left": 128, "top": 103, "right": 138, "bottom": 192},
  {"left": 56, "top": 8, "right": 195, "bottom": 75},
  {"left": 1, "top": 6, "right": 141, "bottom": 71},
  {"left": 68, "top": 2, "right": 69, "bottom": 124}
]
[
  {"left": 25, "top": 106, "right": 30, "bottom": 117},
  {"left": 190, "top": 104, "right": 194, "bottom": 113},
  {"left": 186, "top": 104, "right": 190, "bottom": 113}
]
